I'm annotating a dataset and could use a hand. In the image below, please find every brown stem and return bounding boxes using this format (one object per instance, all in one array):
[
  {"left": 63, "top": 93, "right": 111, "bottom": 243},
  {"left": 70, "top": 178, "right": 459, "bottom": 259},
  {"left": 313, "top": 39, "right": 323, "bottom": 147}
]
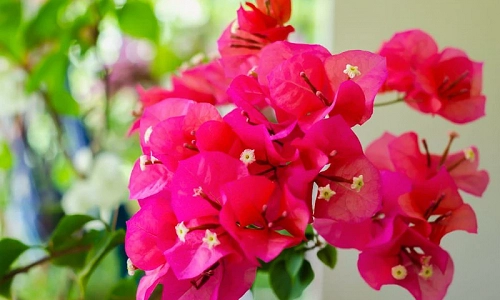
[
  {"left": 421, "top": 139, "right": 431, "bottom": 168},
  {"left": 373, "top": 97, "right": 404, "bottom": 107},
  {"left": 0, "top": 245, "right": 91, "bottom": 286}
]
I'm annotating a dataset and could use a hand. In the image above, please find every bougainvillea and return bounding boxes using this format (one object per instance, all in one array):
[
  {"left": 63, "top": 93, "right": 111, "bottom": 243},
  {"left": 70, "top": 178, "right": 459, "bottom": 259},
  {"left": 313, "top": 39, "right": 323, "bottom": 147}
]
[{"left": 126, "top": 1, "right": 488, "bottom": 299}]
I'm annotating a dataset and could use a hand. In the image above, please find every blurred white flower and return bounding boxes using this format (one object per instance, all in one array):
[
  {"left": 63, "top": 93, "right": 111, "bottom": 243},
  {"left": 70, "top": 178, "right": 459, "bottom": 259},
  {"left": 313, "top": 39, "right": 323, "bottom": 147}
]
[{"left": 61, "top": 151, "right": 128, "bottom": 216}]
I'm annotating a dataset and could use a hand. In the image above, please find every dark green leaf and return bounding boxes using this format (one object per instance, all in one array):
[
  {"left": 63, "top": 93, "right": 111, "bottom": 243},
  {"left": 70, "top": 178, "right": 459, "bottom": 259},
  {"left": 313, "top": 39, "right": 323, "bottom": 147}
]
[
  {"left": 269, "top": 260, "right": 293, "bottom": 300},
  {"left": 77, "top": 229, "right": 125, "bottom": 289},
  {"left": 0, "top": 238, "right": 29, "bottom": 277},
  {"left": 317, "top": 244, "right": 337, "bottom": 269},
  {"left": 116, "top": 0, "right": 159, "bottom": 43},
  {"left": 50, "top": 229, "right": 100, "bottom": 270},
  {"left": 108, "top": 276, "right": 138, "bottom": 300},
  {"left": 48, "top": 214, "right": 96, "bottom": 248},
  {"left": 285, "top": 250, "right": 304, "bottom": 278},
  {"left": 0, "top": 278, "right": 13, "bottom": 298},
  {"left": 289, "top": 260, "right": 314, "bottom": 299},
  {"left": 0, "top": 238, "right": 30, "bottom": 297},
  {"left": 305, "top": 224, "right": 315, "bottom": 240}
]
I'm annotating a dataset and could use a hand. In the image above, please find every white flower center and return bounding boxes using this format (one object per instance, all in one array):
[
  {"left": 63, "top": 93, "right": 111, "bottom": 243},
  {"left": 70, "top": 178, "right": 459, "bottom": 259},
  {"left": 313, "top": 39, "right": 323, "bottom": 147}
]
[
  {"left": 318, "top": 184, "right": 336, "bottom": 201},
  {"left": 391, "top": 265, "right": 407, "bottom": 280},
  {"left": 240, "top": 149, "right": 256, "bottom": 166},
  {"left": 343, "top": 64, "right": 361, "bottom": 79},
  {"left": 175, "top": 222, "right": 189, "bottom": 243},
  {"left": 463, "top": 147, "right": 475, "bottom": 162},
  {"left": 351, "top": 175, "right": 364, "bottom": 192},
  {"left": 202, "top": 229, "right": 221, "bottom": 250}
]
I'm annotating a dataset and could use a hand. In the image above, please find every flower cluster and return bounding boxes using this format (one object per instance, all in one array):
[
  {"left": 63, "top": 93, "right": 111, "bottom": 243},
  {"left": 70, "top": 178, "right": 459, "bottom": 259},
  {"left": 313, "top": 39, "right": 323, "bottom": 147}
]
[
  {"left": 125, "top": 2, "right": 488, "bottom": 300},
  {"left": 379, "top": 29, "right": 486, "bottom": 123}
]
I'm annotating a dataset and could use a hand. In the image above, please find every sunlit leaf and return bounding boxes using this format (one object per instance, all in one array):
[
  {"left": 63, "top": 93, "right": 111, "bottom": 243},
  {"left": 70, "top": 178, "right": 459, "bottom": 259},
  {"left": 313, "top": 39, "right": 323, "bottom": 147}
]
[
  {"left": 0, "top": 0, "right": 23, "bottom": 60},
  {"left": 24, "top": 0, "right": 69, "bottom": 49},
  {"left": 116, "top": 0, "right": 159, "bottom": 43},
  {"left": 0, "top": 141, "right": 13, "bottom": 170}
]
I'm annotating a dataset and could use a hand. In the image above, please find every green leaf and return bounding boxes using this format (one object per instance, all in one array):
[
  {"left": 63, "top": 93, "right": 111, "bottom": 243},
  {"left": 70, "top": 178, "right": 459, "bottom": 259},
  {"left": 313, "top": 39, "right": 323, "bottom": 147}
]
[
  {"left": 0, "top": 238, "right": 30, "bottom": 297},
  {"left": 77, "top": 229, "right": 125, "bottom": 289},
  {"left": 290, "top": 260, "right": 314, "bottom": 298},
  {"left": 269, "top": 260, "right": 293, "bottom": 300},
  {"left": 108, "top": 276, "right": 139, "bottom": 300},
  {"left": 48, "top": 215, "right": 96, "bottom": 248},
  {"left": 26, "top": 52, "right": 67, "bottom": 93},
  {"left": 26, "top": 51, "right": 79, "bottom": 116},
  {"left": 0, "top": 141, "right": 13, "bottom": 170},
  {"left": 317, "top": 244, "right": 337, "bottom": 269},
  {"left": 24, "top": 0, "right": 69, "bottom": 49},
  {"left": 285, "top": 250, "right": 304, "bottom": 278},
  {"left": 0, "top": 0, "right": 23, "bottom": 60},
  {"left": 116, "top": 0, "right": 159, "bottom": 43}
]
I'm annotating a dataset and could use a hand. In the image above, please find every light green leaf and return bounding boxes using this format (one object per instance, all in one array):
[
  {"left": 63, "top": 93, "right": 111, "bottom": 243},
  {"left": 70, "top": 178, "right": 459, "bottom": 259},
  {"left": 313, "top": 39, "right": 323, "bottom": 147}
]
[
  {"left": 0, "top": 141, "right": 13, "bottom": 170},
  {"left": 117, "top": 0, "right": 159, "bottom": 43},
  {"left": 24, "top": 0, "right": 69, "bottom": 49},
  {"left": 0, "top": 0, "right": 23, "bottom": 60}
]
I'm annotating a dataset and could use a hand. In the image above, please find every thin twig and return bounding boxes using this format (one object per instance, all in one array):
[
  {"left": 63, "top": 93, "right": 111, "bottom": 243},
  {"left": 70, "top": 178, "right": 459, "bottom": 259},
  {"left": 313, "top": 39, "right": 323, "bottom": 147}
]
[
  {"left": 0, "top": 245, "right": 91, "bottom": 285},
  {"left": 373, "top": 97, "right": 404, "bottom": 107}
]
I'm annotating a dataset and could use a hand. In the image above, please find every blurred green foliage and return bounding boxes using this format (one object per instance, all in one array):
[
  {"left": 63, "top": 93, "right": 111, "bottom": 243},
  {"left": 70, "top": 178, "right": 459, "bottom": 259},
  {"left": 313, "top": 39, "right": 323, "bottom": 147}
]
[{"left": 0, "top": 0, "right": 318, "bottom": 299}]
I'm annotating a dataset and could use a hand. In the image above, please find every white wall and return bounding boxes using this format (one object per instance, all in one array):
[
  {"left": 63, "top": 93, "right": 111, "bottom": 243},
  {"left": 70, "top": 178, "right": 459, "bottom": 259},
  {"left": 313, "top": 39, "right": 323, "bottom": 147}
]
[{"left": 321, "top": 0, "right": 500, "bottom": 299}]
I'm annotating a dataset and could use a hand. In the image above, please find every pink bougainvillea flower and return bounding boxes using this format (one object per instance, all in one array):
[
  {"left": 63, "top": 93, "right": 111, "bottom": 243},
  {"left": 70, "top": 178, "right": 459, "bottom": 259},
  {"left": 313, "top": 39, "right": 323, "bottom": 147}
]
[
  {"left": 128, "top": 159, "right": 173, "bottom": 200},
  {"left": 164, "top": 215, "right": 238, "bottom": 280},
  {"left": 255, "top": 0, "right": 291, "bottom": 25},
  {"left": 169, "top": 152, "right": 249, "bottom": 221},
  {"left": 220, "top": 176, "right": 309, "bottom": 263},
  {"left": 358, "top": 227, "right": 454, "bottom": 300},
  {"left": 137, "top": 255, "right": 256, "bottom": 300},
  {"left": 323, "top": 50, "right": 387, "bottom": 124},
  {"left": 314, "top": 171, "right": 412, "bottom": 250},
  {"left": 171, "top": 59, "right": 232, "bottom": 106},
  {"left": 398, "top": 169, "right": 477, "bottom": 244},
  {"left": 378, "top": 29, "right": 486, "bottom": 123},
  {"left": 217, "top": 2, "right": 294, "bottom": 77},
  {"left": 147, "top": 102, "right": 222, "bottom": 170},
  {"left": 258, "top": 41, "right": 331, "bottom": 87},
  {"left": 293, "top": 115, "right": 382, "bottom": 223},
  {"left": 160, "top": 255, "right": 256, "bottom": 300},
  {"left": 138, "top": 98, "right": 193, "bottom": 151},
  {"left": 125, "top": 194, "right": 177, "bottom": 271},
  {"left": 408, "top": 48, "right": 486, "bottom": 123},
  {"left": 378, "top": 29, "right": 438, "bottom": 93},
  {"left": 257, "top": 41, "right": 386, "bottom": 126},
  {"left": 365, "top": 131, "right": 489, "bottom": 196},
  {"left": 128, "top": 60, "right": 231, "bottom": 135},
  {"left": 223, "top": 109, "right": 298, "bottom": 174}
]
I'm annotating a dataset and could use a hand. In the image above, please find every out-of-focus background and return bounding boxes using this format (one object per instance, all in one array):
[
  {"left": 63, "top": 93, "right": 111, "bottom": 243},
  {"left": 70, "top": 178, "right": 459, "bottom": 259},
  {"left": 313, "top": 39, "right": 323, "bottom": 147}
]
[
  {"left": 325, "top": 1, "right": 500, "bottom": 299},
  {"left": 0, "top": 0, "right": 497, "bottom": 299}
]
